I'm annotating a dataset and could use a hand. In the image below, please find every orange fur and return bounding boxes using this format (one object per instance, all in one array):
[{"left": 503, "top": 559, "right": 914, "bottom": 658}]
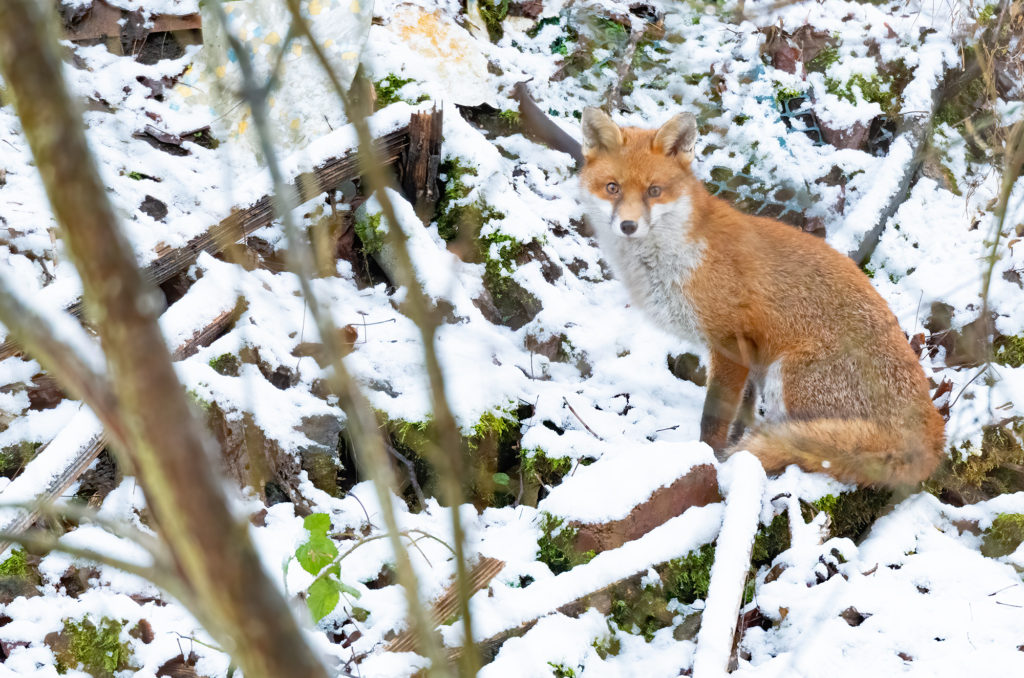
[{"left": 579, "top": 108, "right": 945, "bottom": 486}]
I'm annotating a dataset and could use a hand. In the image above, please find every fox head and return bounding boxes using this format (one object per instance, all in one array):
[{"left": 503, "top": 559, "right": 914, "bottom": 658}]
[{"left": 578, "top": 108, "right": 698, "bottom": 239}]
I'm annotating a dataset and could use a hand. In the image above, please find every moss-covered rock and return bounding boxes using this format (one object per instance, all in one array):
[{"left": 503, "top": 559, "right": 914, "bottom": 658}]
[
  {"left": 924, "top": 418, "right": 1024, "bottom": 505},
  {"left": 609, "top": 591, "right": 673, "bottom": 643},
  {"left": 435, "top": 159, "right": 504, "bottom": 244},
  {"left": 208, "top": 353, "right": 240, "bottom": 377},
  {"left": 537, "top": 512, "right": 596, "bottom": 574},
  {"left": 0, "top": 547, "right": 41, "bottom": 604},
  {"left": 981, "top": 513, "right": 1024, "bottom": 558},
  {"left": 800, "top": 487, "right": 892, "bottom": 542},
  {"left": 50, "top": 616, "right": 134, "bottom": 678}
]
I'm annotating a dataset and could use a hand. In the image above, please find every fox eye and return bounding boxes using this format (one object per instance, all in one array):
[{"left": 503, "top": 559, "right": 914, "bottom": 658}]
[
  {"left": 605, "top": 182, "right": 620, "bottom": 195},
  {"left": 647, "top": 185, "right": 662, "bottom": 198}
]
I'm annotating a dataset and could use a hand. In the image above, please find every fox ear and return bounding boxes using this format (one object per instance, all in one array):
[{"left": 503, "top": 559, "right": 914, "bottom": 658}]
[
  {"left": 581, "top": 107, "right": 623, "bottom": 156},
  {"left": 654, "top": 113, "right": 697, "bottom": 163}
]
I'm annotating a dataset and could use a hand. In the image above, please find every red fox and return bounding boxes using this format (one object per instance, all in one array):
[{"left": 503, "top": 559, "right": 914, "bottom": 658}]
[{"left": 578, "top": 108, "right": 945, "bottom": 486}]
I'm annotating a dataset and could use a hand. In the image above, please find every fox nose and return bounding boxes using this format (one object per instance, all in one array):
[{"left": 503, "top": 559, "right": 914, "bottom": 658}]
[{"left": 620, "top": 220, "right": 638, "bottom": 235}]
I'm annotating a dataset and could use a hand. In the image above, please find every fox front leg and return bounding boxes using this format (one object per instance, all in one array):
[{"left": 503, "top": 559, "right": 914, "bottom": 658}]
[{"left": 699, "top": 350, "right": 750, "bottom": 456}]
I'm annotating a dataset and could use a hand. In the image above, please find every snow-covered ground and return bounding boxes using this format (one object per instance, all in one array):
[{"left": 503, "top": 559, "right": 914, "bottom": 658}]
[{"left": 1, "top": 0, "right": 1023, "bottom": 676}]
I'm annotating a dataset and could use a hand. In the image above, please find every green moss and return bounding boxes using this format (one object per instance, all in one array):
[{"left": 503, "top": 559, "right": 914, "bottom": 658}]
[
  {"left": 208, "top": 353, "right": 240, "bottom": 376},
  {"left": 609, "top": 596, "right": 666, "bottom": 642},
  {"left": 595, "top": 16, "right": 628, "bottom": 42},
  {"left": 981, "top": 513, "right": 1024, "bottom": 557},
  {"left": 800, "top": 488, "right": 892, "bottom": 542},
  {"left": 775, "top": 86, "right": 804, "bottom": 103},
  {"left": 435, "top": 159, "right": 504, "bottom": 243},
  {"left": 537, "top": 512, "right": 595, "bottom": 574},
  {"left": 592, "top": 631, "right": 621, "bottom": 659},
  {"left": 54, "top": 617, "right": 133, "bottom": 677},
  {"left": 547, "top": 662, "right": 578, "bottom": 678},
  {"left": 373, "top": 74, "right": 429, "bottom": 108},
  {"left": 806, "top": 44, "right": 840, "bottom": 73},
  {"left": 751, "top": 513, "right": 791, "bottom": 568},
  {"left": 661, "top": 542, "right": 715, "bottom": 604},
  {"left": 826, "top": 73, "right": 893, "bottom": 109},
  {"left": 0, "top": 441, "right": 42, "bottom": 477},
  {"left": 470, "top": 407, "right": 518, "bottom": 446},
  {"left": 481, "top": 231, "right": 525, "bottom": 297},
  {"left": 977, "top": 3, "right": 998, "bottom": 25},
  {"left": 925, "top": 418, "right": 1024, "bottom": 504},
  {"left": 477, "top": 0, "right": 510, "bottom": 41},
  {"left": 186, "top": 389, "right": 213, "bottom": 412},
  {"left": 521, "top": 448, "right": 572, "bottom": 487},
  {"left": 354, "top": 209, "right": 385, "bottom": 255},
  {"left": 0, "top": 549, "right": 28, "bottom": 578},
  {"left": 380, "top": 407, "right": 523, "bottom": 508},
  {"left": 994, "top": 335, "right": 1024, "bottom": 368},
  {"left": 498, "top": 109, "right": 521, "bottom": 128},
  {"left": 526, "top": 15, "right": 578, "bottom": 56},
  {"left": 526, "top": 15, "right": 561, "bottom": 38}
]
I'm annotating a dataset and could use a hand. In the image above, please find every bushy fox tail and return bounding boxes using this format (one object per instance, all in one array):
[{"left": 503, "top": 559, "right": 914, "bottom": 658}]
[{"left": 733, "top": 418, "right": 944, "bottom": 486}]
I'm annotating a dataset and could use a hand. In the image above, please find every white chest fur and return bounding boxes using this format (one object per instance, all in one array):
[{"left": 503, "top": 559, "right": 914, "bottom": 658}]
[{"left": 582, "top": 193, "right": 707, "bottom": 344}]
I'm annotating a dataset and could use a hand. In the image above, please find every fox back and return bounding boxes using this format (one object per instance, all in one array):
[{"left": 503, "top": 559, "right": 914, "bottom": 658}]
[{"left": 578, "top": 107, "right": 945, "bottom": 486}]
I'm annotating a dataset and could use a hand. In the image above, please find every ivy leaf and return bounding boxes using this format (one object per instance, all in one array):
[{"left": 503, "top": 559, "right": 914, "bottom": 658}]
[
  {"left": 295, "top": 534, "right": 338, "bottom": 576},
  {"left": 307, "top": 576, "right": 341, "bottom": 622}
]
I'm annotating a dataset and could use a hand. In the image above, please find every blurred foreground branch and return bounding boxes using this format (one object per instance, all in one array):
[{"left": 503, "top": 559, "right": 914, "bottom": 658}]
[{"left": 0, "top": 3, "right": 329, "bottom": 677}]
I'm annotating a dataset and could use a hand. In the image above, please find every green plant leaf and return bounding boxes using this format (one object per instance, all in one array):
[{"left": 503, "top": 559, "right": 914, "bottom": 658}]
[
  {"left": 493, "top": 472, "right": 511, "bottom": 487},
  {"left": 338, "top": 579, "right": 361, "bottom": 599},
  {"left": 295, "top": 534, "right": 338, "bottom": 575},
  {"left": 303, "top": 512, "right": 332, "bottom": 535},
  {"left": 307, "top": 576, "right": 341, "bottom": 622}
]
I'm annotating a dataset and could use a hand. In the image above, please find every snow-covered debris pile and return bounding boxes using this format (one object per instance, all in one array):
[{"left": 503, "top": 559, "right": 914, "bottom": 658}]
[{"left": 1, "top": 0, "right": 1024, "bottom": 676}]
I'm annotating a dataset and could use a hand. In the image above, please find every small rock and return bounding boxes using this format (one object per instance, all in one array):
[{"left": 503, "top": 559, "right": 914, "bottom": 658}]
[
  {"left": 673, "top": 611, "right": 702, "bottom": 641},
  {"left": 820, "top": 120, "right": 870, "bottom": 151},
  {"left": 840, "top": 606, "right": 869, "bottom": 626},
  {"left": 140, "top": 195, "right": 168, "bottom": 221}
]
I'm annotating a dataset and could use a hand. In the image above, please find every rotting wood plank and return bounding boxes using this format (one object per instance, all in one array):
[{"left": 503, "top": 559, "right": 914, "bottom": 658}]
[
  {"left": 400, "top": 107, "right": 443, "bottom": 220},
  {"left": 0, "top": 308, "right": 239, "bottom": 558},
  {"left": 385, "top": 556, "right": 506, "bottom": 655},
  {"left": 0, "top": 126, "right": 410, "bottom": 361},
  {"left": 62, "top": 0, "right": 202, "bottom": 43}
]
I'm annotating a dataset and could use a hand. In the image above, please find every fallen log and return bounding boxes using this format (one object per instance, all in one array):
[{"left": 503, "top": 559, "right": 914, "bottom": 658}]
[
  {"left": 0, "top": 303, "right": 238, "bottom": 558},
  {"left": 692, "top": 453, "right": 765, "bottom": 678},
  {"left": 0, "top": 124, "right": 411, "bottom": 362},
  {"left": 446, "top": 503, "right": 724, "bottom": 663},
  {"left": 62, "top": 0, "right": 202, "bottom": 42}
]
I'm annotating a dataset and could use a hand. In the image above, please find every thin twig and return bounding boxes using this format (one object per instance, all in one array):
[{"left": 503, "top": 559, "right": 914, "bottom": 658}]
[{"left": 562, "top": 396, "right": 603, "bottom": 440}]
